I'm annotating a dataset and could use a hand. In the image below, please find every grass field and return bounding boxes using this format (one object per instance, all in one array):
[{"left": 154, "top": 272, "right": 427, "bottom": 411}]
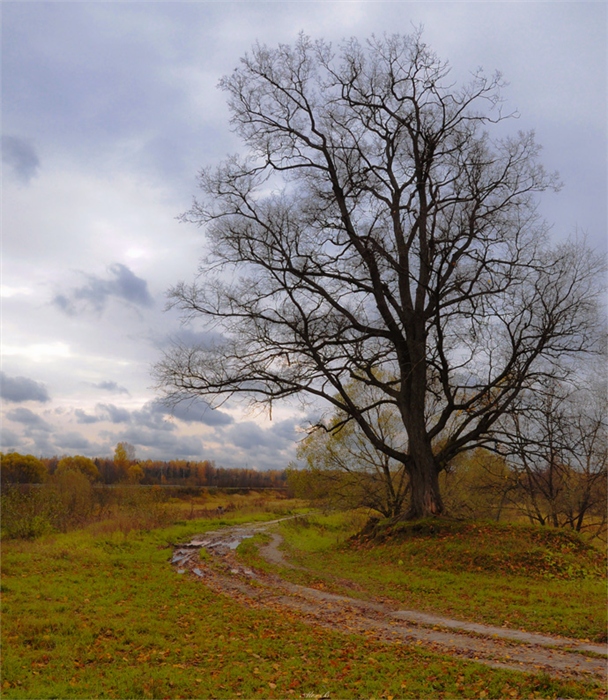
[
  {"left": 241, "top": 512, "right": 606, "bottom": 642},
  {"left": 2, "top": 495, "right": 606, "bottom": 699}
]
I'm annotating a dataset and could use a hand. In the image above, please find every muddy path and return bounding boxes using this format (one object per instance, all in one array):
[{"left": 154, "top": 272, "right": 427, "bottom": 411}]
[{"left": 171, "top": 519, "right": 607, "bottom": 682}]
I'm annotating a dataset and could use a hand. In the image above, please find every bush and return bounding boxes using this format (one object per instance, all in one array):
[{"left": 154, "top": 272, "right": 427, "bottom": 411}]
[
  {"left": 1, "top": 486, "right": 54, "bottom": 539},
  {"left": 1, "top": 472, "right": 97, "bottom": 538},
  {"left": 1, "top": 452, "right": 47, "bottom": 484},
  {"left": 106, "top": 486, "right": 171, "bottom": 534},
  {"left": 55, "top": 455, "right": 100, "bottom": 482},
  {"left": 47, "top": 470, "right": 95, "bottom": 531}
]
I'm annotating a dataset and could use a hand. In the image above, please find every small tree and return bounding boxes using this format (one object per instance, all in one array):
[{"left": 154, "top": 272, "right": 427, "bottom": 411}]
[
  {"left": 55, "top": 455, "right": 100, "bottom": 482},
  {"left": 157, "top": 32, "right": 604, "bottom": 519},
  {"left": 113, "top": 442, "right": 137, "bottom": 482},
  {"left": 0, "top": 452, "right": 47, "bottom": 484},
  {"left": 126, "top": 463, "right": 144, "bottom": 484},
  {"left": 47, "top": 470, "right": 95, "bottom": 531},
  {"left": 293, "top": 380, "right": 409, "bottom": 518},
  {"left": 440, "top": 449, "right": 514, "bottom": 521},
  {"left": 500, "top": 378, "right": 607, "bottom": 535}
]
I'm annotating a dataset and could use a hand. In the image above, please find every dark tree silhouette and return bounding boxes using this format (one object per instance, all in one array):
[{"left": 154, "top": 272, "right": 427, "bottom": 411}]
[{"left": 156, "top": 33, "right": 604, "bottom": 518}]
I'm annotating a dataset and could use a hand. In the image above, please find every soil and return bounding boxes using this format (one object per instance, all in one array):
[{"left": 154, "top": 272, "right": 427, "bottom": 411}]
[{"left": 171, "top": 518, "right": 607, "bottom": 682}]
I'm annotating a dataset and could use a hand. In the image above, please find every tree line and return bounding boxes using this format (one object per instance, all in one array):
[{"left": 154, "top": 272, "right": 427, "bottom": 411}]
[{"left": 1, "top": 444, "right": 288, "bottom": 490}]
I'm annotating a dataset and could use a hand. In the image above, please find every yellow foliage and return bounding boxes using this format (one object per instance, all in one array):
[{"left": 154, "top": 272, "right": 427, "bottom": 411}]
[{"left": 55, "top": 455, "right": 100, "bottom": 482}]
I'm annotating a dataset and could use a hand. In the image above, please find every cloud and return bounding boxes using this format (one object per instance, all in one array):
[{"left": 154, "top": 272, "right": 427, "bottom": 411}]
[
  {"left": 1, "top": 427, "right": 22, "bottom": 451},
  {"left": 2, "top": 135, "right": 40, "bottom": 184},
  {"left": 75, "top": 398, "right": 232, "bottom": 433},
  {"left": 97, "top": 403, "right": 132, "bottom": 425},
  {"left": 94, "top": 380, "right": 130, "bottom": 395},
  {"left": 6, "top": 407, "right": 53, "bottom": 433},
  {"left": 160, "top": 397, "right": 234, "bottom": 427},
  {"left": 227, "top": 421, "right": 275, "bottom": 450},
  {"left": 203, "top": 417, "right": 300, "bottom": 470},
  {"left": 53, "top": 263, "right": 154, "bottom": 315},
  {"left": 0, "top": 372, "right": 50, "bottom": 403},
  {"left": 115, "top": 397, "right": 234, "bottom": 429},
  {"left": 74, "top": 404, "right": 132, "bottom": 425},
  {"left": 74, "top": 409, "right": 101, "bottom": 425},
  {"left": 157, "top": 327, "right": 226, "bottom": 350},
  {"left": 226, "top": 418, "right": 299, "bottom": 451},
  {"left": 112, "top": 427, "right": 203, "bottom": 458},
  {"left": 131, "top": 402, "right": 175, "bottom": 431},
  {"left": 55, "top": 431, "right": 92, "bottom": 451}
]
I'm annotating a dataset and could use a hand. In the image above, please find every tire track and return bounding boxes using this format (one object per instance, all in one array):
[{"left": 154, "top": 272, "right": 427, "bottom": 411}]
[{"left": 171, "top": 521, "right": 607, "bottom": 681}]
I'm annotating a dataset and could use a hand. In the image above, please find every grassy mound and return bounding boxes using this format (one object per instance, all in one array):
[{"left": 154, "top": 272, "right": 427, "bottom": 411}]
[
  {"left": 353, "top": 518, "right": 606, "bottom": 580},
  {"left": 271, "top": 513, "right": 607, "bottom": 641}
]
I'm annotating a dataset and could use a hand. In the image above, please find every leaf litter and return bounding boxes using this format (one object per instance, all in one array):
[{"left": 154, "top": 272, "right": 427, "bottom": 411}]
[{"left": 171, "top": 519, "right": 607, "bottom": 683}]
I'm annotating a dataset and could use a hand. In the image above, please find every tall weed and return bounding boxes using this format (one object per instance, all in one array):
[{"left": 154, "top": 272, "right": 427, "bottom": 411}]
[{"left": 1, "top": 486, "right": 54, "bottom": 539}]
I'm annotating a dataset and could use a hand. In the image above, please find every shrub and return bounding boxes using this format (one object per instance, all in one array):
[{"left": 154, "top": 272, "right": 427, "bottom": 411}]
[
  {"left": 0, "top": 452, "right": 47, "bottom": 484},
  {"left": 55, "top": 455, "right": 100, "bottom": 482},
  {"left": 47, "top": 470, "right": 95, "bottom": 530},
  {"left": 109, "top": 486, "right": 171, "bottom": 534},
  {"left": 1, "top": 486, "right": 54, "bottom": 539}
]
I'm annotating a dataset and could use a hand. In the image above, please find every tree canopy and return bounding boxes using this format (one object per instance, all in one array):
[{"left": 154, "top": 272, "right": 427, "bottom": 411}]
[
  {"left": 55, "top": 455, "right": 100, "bottom": 482},
  {"left": 157, "top": 32, "right": 605, "bottom": 518},
  {"left": 0, "top": 452, "right": 47, "bottom": 484}
]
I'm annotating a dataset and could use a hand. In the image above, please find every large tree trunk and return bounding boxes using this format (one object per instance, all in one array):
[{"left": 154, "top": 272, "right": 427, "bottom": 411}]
[
  {"left": 405, "top": 456, "right": 444, "bottom": 519},
  {"left": 399, "top": 333, "right": 444, "bottom": 519},
  {"left": 401, "top": 415, "right": 444, "bottom": 519}
]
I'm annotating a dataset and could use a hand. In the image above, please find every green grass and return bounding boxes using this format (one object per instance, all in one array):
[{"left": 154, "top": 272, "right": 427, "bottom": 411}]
[
  {"left": 251, "top": 513, "right": 608, "bottom": 643},
  {"left": 1, "top": 515, "right": 603, "bottom": 699}
]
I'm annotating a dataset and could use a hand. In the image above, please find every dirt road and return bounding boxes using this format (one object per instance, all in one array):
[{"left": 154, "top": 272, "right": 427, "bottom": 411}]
[{"left": 171, "top": 520, "right": 607, "bottom": 682}]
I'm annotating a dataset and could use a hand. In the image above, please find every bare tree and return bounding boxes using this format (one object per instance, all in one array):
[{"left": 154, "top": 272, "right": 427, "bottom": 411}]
[
  {"left": 156, "top": 33, "right": 604, "bottom": 519},
  {"left": 500, "top": 378, "right": 607, "bottom": 536}
]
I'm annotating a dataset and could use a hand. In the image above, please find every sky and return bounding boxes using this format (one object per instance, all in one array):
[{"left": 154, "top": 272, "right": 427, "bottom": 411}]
[{"left": 2, "top": 1, "right": 606, "bottom": 469}]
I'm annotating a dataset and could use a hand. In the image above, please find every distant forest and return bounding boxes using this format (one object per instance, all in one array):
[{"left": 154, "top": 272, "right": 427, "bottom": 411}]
[{"left": 4, "top": 452, "right": 288, "bottom": 490}]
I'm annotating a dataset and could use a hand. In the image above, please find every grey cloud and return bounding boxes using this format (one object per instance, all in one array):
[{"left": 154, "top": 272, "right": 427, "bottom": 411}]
[
  {"left": 96, "top": 403, "right": 132, "bottom": 424},
  {"left": 160, "top": 397, "right": 234, "bottom": 427},
  {"left": 75, "top": 405, "right": 131, "bottom": 425},
  {"left": 0, "top": 372, "right": 50, "bottom": 403},
  {"left": 158, "top": 327, "right": 226, "bottom": 350},
  {"left": 53, "top": 263, "right": 154, "bottom": 315},
  {"left": 74, "top": 398, "right": 232, "bottom": 431},
  {"left": 55, "top": 431, "right": 92, "bottom": 450},
  {"left": 2, "top": 135, "right": 40, "bottom": 183},
  {"left": 227, "top": 421, "right": 283, "bottom": 450},
  {"left": 6, "top": 407, "right": 53, "bottom": 433},
  {"left": 113, "top": 427, "right": 203, "bottom": 458},
  {"left": 75, "top": 409, "right": 100, "bottom": 424},
  {"left": 201, "top": 438, "right": 295, "bottom": 471},
  {"left": 217, "top": 418, "right": 300, "bottom": 470},
  {"left": 2, "top": 4, "right": 230, "bottom": 190},
  {"left": 29, "top": 435, "right": 56, "bottom": 456},
  {"left": 1, "top": 427, "right": 22, "bottom": 451},
  {"left": 132, "top": 402, "right": 175, "bottom": 431},
  {"left": 94, "top": 380, "right": 130, "bottom": 395},
  {"left": 107, "top": 263, "right": 154, "bottom": 307},
  {"left": 53, "top": 294, "right": 73, "bottom": 314},
  {"left": 77, "top": 400, "right": 228, "bottom": 431},
  {"left": 268, "top": 418, "right": 299, "bottom": 443}
]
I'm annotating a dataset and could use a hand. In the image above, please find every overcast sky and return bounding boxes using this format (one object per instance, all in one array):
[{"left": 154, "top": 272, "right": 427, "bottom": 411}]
[{"left": 2, "top": 1, "right": 606, "bottom": 469}]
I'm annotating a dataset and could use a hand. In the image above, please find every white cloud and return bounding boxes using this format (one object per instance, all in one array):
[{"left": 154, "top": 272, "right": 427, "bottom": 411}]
[{"left": 2, "top": 342, "right": 72, "bottom": 363}]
